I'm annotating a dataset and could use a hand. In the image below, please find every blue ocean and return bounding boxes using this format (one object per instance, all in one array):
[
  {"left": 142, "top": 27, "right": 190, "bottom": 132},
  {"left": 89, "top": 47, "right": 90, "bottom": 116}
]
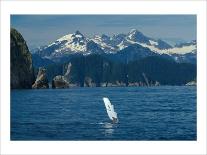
[{"left": 11, "top": 86, "right": 196, "bottom": 140}]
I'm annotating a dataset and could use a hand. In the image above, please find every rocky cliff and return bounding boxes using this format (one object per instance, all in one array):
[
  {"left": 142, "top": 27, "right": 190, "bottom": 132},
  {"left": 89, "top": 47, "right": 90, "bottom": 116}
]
[
  {"left": 10, "top": 28, "right": 34, "bottom": 89},
  {"left": 52, "top": 75, "right": 69, "bottom": 89},
  {"left": 52, "top": 63, "right": 71, "bottom": 88},
  {"left": 32, "top": 67, "right": 49, "bottom": 89}
]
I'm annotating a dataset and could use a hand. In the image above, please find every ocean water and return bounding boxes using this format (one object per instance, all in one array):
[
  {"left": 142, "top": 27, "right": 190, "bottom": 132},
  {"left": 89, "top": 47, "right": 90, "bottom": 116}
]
[{"left": 11, "top": 86, "right": 196, "bottom": 140}]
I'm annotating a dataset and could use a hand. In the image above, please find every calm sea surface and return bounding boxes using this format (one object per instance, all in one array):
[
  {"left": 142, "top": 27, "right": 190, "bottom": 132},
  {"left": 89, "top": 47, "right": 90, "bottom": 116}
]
[{"left": 11, "top": 86, "right": 196, "bottom": 140}]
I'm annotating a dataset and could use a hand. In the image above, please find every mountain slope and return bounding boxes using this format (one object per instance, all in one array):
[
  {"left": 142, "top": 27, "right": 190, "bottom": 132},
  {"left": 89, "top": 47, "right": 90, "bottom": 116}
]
[
  {"left": 33, "top": 29, "right": 196, "bottom": 64},
  {"left": 45, "top": 54, "right": 196, "bottom": 86}
]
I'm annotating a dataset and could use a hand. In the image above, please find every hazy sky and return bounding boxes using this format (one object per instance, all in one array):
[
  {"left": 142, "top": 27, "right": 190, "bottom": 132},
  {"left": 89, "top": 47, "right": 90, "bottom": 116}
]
[{"left": 11, "top": 15, "right": 196, "bottom": 50}]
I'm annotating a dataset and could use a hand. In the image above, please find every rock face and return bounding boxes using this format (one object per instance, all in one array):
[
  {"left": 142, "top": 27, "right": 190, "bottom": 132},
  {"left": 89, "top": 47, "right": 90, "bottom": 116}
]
[
  {"left": 52, "top": 63, "right": 71, "bottom": 88},
  {"left": 10, "top": 28, "right": 34, "bottom": 89},
  {"left": 52, "top": 75, "right": 69, "bottom": 88},
  {"left": 64, "top": 63, "right": 72, "bottom": 80},
  {"left": 186, "top": 81, "right": 196, "bottom": 86},
  {"left": 84, "top": 77, "right": 96, "bottom": 87},
  {"left": 32, "top": 67, "right": 49, "bottom": 89}
]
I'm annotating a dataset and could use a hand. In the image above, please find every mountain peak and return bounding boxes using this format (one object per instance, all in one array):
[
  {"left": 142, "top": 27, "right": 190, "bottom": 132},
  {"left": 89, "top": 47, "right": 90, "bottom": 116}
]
[
  {"left": 101, "top": 34, "right": 110, "bottom": 38},
  {"left": 129, "top": 29, "right": 141, "bottom": 35},
  {"left": 100, "top": 34, "right": 111, "bottom": 42},
  {"left": 128, "top": 29, "right": 150, "bottom": 44},
  {"left": 73, "top": 30, "right": 84, "bottom": 38},
  {"left": 35, "top": 29, "right": 196, "bottom": 61},
  {"left": 56, "top": 30, "right": 85, "bottom": 43},
  {"left": 75, "top": 30, "right": 82, "bottom": 35},
  {"left": 75, "top": 30, "right": 81, "bottom": 34}
]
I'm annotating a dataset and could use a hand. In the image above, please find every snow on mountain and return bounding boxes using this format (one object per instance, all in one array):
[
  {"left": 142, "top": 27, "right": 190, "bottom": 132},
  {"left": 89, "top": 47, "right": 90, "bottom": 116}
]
[
  {"left": 49, "top": 30, "right": 87, "bottom": 54},
  {"left": 34, "top": 29, "right": 196, "bottom": 62},
  {"left": 117, "top": 40, "right": 129, "bottom": 50},
  {"left": 149, "top": 40, "right": 158, "bottom": 46},
  {"left": 127, "top": 29, "right": 151, "bottom": 44},
  {"left": 132, "top": 41, "right": 196, "bottom": 55},
  {"left": 92, "top": 34, "right": 116, "bottom": 52},
  {"left": 124, "top": 30, "right": 195, "bottom": 56},
  {"left": 120, "top": 29, "right": 176, "bottom": 55},
  {"left": 166, "top": 44, "right": 196, "bottom": 55},
  {"left": 36, "top": 30, "right": 106, "bottom": 58}
]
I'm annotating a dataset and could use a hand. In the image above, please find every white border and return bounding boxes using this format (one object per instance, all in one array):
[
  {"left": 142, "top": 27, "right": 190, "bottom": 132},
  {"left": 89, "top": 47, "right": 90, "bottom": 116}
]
[{"left": 0, "top": 0, "right": 206, "bottom": 154}]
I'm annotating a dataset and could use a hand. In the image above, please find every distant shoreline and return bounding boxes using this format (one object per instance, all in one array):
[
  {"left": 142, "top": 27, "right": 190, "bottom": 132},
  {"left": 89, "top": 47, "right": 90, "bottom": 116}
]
[{"left": 11, "top": 84, "right": 196, "bottom": 90}]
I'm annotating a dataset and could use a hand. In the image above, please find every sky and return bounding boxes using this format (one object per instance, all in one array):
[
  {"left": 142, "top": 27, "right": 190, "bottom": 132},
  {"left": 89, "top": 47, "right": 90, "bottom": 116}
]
[{"left": 11, "top": 15, "right": 196, "bottom": 50}]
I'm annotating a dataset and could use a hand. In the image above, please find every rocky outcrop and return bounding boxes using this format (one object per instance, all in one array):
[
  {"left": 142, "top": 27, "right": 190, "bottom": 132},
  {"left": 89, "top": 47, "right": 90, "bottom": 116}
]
[
  {"left": 52, "top": 63, "right": 71, "bottom": 88},
  {"left": 64, "top": 63, "right": 72, "bottom": 80},
  {"left": 154, "top": 81, "right": 160, "bottom": 86},
  {"left": 32, "top": 67, "right": 49, "bottom": 89},
  {"left": 186, "top": 81, "right": 196, "bottom": 86},
  {"left": 84, "top": 77, "right": 93, "bottom": 87},
  {"left": 10, "top": 28, "right": 34, "bottom": 89},
  {"left": 52, "top": 76, "right": 69, "bottom": 88},
  {"left": 142, "top": 73, "right": 150, "bottom": 87}
]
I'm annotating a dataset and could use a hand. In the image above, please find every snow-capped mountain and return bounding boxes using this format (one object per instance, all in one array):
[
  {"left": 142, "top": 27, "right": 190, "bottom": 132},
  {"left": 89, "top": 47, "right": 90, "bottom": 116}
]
[
  {"left": 123, "top": 29, "right": 196, "bottom": 56},
  {"left": 126, "top": 29, "right": 171, "bottom": 50},
  {"left": 54, "top": 30, "right": 87, "bottom": 52},
  {"left": 35, "top": 31, "right": 88, "bottom": 58},
  {"left": 92, "top": 34, "right": 117, "bottom": 52},
  {"left": 91, "top": 29, "right": 173, "bottom": 53},
  {"left": 33, "top": 29, "right": 196, "bottom": 63}
]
